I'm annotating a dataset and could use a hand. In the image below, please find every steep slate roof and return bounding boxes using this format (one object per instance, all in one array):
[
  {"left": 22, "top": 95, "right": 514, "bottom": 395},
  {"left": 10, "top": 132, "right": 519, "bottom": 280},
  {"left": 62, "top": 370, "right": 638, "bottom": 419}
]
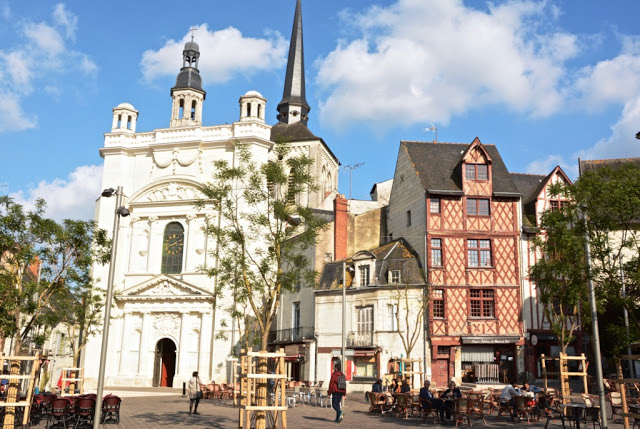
[
  {"left": 316, "top": 238, "right": 425, "bottom": 291},
  {"left": 510, "top": 172, "right": 547, "bottom": 232},
  {"left": 270, "top": 121, "right": 319, "bottom": 142},
  {"left": 401, "top": 140, "right": 520, "bottom": 197},
  {"left": 579, "top": 157, "right": 640, "bottom": 175}
]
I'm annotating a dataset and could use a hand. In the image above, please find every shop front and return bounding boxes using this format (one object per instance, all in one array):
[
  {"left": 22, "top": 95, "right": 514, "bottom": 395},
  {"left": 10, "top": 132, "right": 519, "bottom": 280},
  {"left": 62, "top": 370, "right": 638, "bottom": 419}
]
[{"left": 461, "top": 336, "right": 520, "bottom": 384}]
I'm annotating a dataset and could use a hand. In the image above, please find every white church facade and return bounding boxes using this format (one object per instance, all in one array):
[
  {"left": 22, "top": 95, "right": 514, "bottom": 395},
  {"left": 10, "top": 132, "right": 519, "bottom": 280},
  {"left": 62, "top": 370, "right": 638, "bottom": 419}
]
[{"left": 83, "top": 0, "right": 339, "bottom": 389}]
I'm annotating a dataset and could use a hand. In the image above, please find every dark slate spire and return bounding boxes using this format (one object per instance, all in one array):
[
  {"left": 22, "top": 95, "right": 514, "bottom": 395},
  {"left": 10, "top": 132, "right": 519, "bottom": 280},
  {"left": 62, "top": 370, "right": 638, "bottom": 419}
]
[
  {"left": 277, "top": 0, "right": 310, "bottom": 125},
  {"left": 171, "top": 33, "right": 205, "bottom": 97}
]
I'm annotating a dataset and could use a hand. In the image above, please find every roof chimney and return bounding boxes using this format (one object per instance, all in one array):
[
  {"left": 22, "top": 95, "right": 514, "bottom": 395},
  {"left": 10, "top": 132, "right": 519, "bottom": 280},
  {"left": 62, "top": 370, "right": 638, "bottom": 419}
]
[{"left": 333, "top": 195, "right": 348, "bottom": 261}]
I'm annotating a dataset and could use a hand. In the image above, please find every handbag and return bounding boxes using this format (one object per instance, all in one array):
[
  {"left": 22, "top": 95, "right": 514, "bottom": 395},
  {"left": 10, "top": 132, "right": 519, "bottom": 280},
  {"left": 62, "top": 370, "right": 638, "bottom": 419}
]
[{"left": 195, "top": 378, "right": 203, "bottom": 399}]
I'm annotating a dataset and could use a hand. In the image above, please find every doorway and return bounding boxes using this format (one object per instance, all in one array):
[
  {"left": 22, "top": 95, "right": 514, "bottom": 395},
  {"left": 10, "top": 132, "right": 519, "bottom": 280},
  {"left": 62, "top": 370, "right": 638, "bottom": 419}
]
[
  {"left": 153, "top": 338, "right": 176, "bottom": 387},
  {"left": 434, "top": 359, "right": 450, "bottom": 389}
]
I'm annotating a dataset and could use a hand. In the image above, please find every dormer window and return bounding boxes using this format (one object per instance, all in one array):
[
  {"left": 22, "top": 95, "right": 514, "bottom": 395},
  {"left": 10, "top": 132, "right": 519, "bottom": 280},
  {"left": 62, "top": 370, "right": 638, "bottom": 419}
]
[
  {"left": 359, "top": 265, "right": 371, "bottom": 286},
  {"left": 465, "top": 164, "right": 488, "bottom": 181},
  {"left": 389, "top": 270, "right": 401, "bottom": 284}
]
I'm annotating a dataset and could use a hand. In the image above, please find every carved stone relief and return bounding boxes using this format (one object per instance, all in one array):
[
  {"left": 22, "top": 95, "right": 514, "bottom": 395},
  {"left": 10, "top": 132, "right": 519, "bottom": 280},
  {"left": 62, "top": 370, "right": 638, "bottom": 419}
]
[
  {"left": 143, "top": 182, "right": 203, "bottom": 202},
  {"left": 152, "top": 313, "right": 180, "bottom": 338}
]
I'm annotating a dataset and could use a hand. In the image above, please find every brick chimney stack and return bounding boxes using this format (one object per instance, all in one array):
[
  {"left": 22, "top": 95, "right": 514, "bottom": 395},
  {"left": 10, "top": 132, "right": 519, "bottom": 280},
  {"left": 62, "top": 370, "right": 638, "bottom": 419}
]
[{"left": 333, "top": 195, "right": 348, "bottom": 261}]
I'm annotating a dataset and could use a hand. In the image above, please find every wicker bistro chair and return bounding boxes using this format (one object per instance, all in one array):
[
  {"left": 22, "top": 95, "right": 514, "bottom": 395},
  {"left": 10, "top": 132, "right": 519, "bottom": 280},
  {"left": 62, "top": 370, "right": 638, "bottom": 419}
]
[
  {"left": 101, "top": 395, "right": 122, "bottom": 424},
  {"left": 453, "top": 397, "right": 472, "bottom": 427},
  {"left": 420, "top": 398, "right": 440, "bottom": 424},
  {"left": 367, "top": 392, "right": 388, "bottom": 414},
  {"left": 514, "top": 396, "right": 533, "bottom": 423},
  {"left": 467, "top": 392, "right": 486, "bottom": 424},
  {"left": 393, "top": 393, "right": 412, "bottom": 419},
  {"left": 74, "top": 397, "right": 95, "bottom": 429},
  {"left": 609, "top": 392, "right": 624, "bottom": 423}
]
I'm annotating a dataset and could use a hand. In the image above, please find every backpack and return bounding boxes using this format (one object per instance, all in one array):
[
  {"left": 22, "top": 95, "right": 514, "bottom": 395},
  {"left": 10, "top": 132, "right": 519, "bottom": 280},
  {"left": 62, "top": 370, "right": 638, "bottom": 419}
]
[{"left": 337, "top": 374, "right": 347, "bottom": 391}]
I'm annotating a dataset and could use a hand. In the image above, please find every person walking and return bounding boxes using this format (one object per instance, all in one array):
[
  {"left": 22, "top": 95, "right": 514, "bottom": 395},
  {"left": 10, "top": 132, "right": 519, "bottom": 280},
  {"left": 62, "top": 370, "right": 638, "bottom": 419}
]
[
  {"left": 328, "top": 363, "right": 347, "bottom": 423},
  {"left": 187, "top": 371, "right": 204, "bottom": 415}
]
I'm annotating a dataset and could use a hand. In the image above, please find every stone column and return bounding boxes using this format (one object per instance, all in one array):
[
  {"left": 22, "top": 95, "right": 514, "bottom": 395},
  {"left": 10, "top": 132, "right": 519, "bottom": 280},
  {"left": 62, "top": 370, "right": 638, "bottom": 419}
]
[
  {"left": 138, "top": 311, "right": 152, "bottom": 375},
  {"left": 177, "top": 311, "right": 189, "bottom": 379},
  {"left": 118, "top": 311, "right": 131, "bottom": 374},
  {"left": 204, "top": 212, "right": 216, "bottom": 269},
  {"left": 198, "top": 312, "right": 211, "bottom": 375},
  {"left": 127, "top": 216, "right": 140, "bottom": 271},
  {"left": 146, "top": 216, "right": 158, "bottom": 272},
  {"left": 185, "top": 214, "right": 197, "bottom": 272}
]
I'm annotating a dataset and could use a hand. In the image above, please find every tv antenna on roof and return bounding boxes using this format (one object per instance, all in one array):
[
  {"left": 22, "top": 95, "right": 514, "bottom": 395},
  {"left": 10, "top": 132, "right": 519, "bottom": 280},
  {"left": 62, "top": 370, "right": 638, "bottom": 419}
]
[
  {"left": 425, "top": 123, "right": 438, "bottom": 142},
  {"left": 342, "top": 162, "right": 364, "bottom": 199}
]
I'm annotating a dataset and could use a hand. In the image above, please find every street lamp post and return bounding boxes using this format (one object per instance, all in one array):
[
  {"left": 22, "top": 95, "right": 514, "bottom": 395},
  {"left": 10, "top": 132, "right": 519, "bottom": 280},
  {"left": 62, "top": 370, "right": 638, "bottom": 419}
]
[{"left": 93, "top": 186, "right": 129, "bottom": 429}]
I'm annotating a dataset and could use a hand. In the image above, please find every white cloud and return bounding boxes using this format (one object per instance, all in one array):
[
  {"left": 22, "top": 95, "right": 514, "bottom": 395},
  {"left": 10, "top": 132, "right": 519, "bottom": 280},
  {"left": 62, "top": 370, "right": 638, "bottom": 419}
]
[
  {"left": 141, "top": 24, "right": 287, "bottom": 84},
  {"left": 10, "top": 165, "right": 103, "bottom": 221},
  {"left": 315, "top": 0, "right": 580, "bottom": 129},
  {"left": 0, "top": 92, "right": 36, "bottom": 132},
  {"left": 52, "top": 3, "right": 77, "bottom": 41},
  {"left": 0, "top": 4, "right": 96, "bottom": 133},
  {"left": 576, "top": 97, "right": 640, "bottom": 162},
  {"left": 574, "top": 54, "right": 640, "bottom": 111}
]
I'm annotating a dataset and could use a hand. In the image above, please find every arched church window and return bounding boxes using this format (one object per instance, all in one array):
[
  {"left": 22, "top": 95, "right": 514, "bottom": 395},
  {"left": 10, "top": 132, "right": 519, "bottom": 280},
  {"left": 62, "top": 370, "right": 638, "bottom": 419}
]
[
  {"left": 257, "top": 104, "right": 262, "bottom": 119},
  {"left": 191, "top": 101, "right": 196, "bottom": 120},
  {"left": 127, "top": 116, "right": 132, "bottom": 130},
  {"left": 321, "top": 166, "right": 327, "bottom": 194},
  {"left": 327, "top": 171, "right": 332, "bottom": 194},
  {"left": 117, "top": 114, "right": 122, "bottom": 128},
  {"left": 179, "top": 99, "right": 185, "bottom": 119},
  {"left": 247, "top": 103, "right": 252, "bottom": 117},
  {"left": 161, "top": 222, "right": 185, "bottom": 274}
]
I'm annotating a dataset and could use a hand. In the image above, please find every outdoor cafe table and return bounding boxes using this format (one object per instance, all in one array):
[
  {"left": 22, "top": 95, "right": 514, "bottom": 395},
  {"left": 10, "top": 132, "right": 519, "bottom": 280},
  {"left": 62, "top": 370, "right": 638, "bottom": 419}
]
[{"left": 560, "top": 403, "right": 588, "bottom": 429}]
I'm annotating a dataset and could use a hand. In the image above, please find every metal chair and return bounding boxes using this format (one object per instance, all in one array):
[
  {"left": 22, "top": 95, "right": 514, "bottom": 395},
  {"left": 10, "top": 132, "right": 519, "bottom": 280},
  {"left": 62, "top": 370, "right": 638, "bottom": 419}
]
[
  {"left": 609, "top": 392, "right": 623, "bottom": 422},
  {"left": 48, "top": 398, "right": 71, "bottom": 429},
  {"left": 100, "top": 395, "right": 121, "bottom": 424},
  {"left": 73, "top": 398, "right": 95, "bottom": 429}
]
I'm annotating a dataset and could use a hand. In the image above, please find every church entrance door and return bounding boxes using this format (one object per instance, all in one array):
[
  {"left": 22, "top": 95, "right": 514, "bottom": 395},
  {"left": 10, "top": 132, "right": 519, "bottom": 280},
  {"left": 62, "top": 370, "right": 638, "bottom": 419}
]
[{"left": 153, "top": 338, "right": 176, "bottom": 387}]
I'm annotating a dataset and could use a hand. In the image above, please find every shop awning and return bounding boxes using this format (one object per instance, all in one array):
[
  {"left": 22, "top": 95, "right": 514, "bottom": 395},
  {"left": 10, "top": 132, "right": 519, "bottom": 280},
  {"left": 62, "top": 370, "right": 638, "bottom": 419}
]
[
  {"left": 284, "top": 354, "right": 303, "bottom": 362},
  {"left": 461, "top": 336, "right": 519, "bottom": 345},
  {"left": 461, "top": 346, "right": 494, "bottom": 362}
]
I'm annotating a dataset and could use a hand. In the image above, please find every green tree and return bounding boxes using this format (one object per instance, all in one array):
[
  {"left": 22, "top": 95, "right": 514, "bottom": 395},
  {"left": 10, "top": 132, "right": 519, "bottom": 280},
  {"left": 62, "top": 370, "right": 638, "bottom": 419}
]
[
  {"left": 198, "top": 143, "right": 325, "bottom": 351},
  {"left": 531, "top": 163, "right": 640, "bottom": 356},
  {"left": 198, "top": 143, "right": 326, "bottom": 429},
  {"left": 0, "top": 196, "right": 107, "bottom": 355}
]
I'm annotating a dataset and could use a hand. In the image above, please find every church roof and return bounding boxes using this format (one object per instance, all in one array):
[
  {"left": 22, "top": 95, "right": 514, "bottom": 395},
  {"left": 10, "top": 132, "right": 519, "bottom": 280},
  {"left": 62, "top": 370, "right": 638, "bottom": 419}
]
[
  {"left": 401, "top": 140, "right": 521, "bottom": 197},
  {"left": 270, "top": 121, "right": 318, "bottom": 142},
  {"left": 277, "top": 0, "right": 309, "bottom": 112}
]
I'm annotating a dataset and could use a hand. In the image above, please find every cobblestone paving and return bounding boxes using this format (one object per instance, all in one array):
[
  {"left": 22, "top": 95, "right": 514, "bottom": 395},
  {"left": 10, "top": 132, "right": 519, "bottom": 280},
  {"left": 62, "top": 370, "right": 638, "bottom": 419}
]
[{"left": 25, "top": 392, "right": 628, "bottom": 429}]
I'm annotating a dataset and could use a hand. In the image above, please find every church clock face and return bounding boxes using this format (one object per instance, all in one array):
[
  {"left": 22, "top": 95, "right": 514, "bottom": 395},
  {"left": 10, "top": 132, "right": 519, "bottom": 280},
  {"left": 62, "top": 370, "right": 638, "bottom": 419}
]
[{"left": 164, "top": 233, "right": 184, "bottom": 255}]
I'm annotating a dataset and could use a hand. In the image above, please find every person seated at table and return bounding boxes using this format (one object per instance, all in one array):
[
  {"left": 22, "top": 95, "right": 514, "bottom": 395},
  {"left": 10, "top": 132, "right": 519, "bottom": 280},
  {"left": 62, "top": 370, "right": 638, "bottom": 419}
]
[
  {"left": 441, "top": 380, "right": 462, "bottom": 399},
  {"left": 400, "top": 379, "right": 411, "bottom": 393},
  {"left": 440, "top": 380, "right": 462, "bottom": 421},
  {"left": 499, "top": 382, "right": 522, "bottom": 417},
  {"left": 388, "top": 378, "right": 400, "bottom": 394},
  {"left": 420, "top": 380, "right": 446, "bottom": 422},
  {"left": 372, "top": 379, "right": 383, "bottom": 393}
]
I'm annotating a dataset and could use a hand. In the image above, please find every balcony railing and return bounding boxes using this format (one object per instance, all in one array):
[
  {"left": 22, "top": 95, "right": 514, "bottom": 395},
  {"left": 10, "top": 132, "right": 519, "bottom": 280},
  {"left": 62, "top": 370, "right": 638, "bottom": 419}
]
[
  {"left": 272, "top": 326, "right": 315, "bottom": 343},
  {"left": 347, "top": 331, "right": 374, "bottom": 347}
]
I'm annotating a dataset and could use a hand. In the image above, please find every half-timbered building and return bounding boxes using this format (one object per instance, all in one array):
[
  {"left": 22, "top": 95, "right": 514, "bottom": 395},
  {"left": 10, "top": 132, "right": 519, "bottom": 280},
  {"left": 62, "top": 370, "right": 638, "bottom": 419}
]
[{"left": 387, "top": 137, "right": 524, "bottom": 386}]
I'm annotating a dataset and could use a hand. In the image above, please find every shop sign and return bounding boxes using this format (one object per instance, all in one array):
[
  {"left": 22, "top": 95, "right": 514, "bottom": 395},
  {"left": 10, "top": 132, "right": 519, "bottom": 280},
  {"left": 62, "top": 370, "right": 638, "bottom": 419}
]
[{"left": 461, "top": 336, "right": 519, "bottom": 345}]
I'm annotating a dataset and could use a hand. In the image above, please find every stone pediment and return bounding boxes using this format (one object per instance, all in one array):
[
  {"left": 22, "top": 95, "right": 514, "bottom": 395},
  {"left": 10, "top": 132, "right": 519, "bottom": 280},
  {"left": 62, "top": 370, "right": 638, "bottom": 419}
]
[
  {"left": 137, "top": 181, "right": 204, "bottom": 203},
  {"left": 118, "top": 275, "right": 213, "bottom": 302}
]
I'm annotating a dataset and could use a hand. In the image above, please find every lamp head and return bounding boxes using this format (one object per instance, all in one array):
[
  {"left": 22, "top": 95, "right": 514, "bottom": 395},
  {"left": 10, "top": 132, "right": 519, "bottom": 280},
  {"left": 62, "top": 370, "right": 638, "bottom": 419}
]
[
  {"left": 116, "top": 207, "right": 130, "bottom": 217},
  {"left": 102, "top": 188, "right": 116, "bottom": 198}
]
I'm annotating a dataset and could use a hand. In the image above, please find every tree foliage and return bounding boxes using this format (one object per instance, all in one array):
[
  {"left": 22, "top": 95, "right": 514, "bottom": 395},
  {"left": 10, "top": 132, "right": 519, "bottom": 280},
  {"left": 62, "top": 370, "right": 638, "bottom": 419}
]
[
  {"left": 0, "top": 195, "right": 107, "bottom": 356},
  {"left": 198, "top": 143, "right": 326, "bottom": 351},
  {"left": 531, "top": 163, "right": 640, "bottom": 355}
]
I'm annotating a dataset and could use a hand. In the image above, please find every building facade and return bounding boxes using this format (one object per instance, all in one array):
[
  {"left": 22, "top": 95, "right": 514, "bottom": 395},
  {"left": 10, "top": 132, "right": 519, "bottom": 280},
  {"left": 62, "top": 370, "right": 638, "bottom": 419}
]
[
  {"left": 83, "top": 0, "right": 339, "bottom": 389},
  {"left": 387, "top": 138, "right": 525, "bottom": 387}
]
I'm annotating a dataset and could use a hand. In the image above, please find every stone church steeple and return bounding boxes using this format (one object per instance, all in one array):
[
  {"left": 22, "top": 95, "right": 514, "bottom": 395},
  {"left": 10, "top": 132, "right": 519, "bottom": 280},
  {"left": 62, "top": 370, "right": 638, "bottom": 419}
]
[
  {"left": 170, "top": 33, "right": 206, "bottom": 128},
  {"left": 276, "top": 0, "right": 310, "bottom": 126}
]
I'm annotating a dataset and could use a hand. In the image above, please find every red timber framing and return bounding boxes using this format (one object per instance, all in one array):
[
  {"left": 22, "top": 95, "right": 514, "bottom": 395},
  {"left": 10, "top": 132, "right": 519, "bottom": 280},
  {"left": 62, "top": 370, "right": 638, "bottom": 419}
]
[{"left": 425, "top": 142, "right": 524, "bottom": 383}]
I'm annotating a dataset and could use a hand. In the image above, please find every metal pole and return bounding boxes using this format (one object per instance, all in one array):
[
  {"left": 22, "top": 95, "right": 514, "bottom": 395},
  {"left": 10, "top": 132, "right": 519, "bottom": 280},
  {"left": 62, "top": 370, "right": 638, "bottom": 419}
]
[
  {"left": 584, "top": 220, "right": 608, "bottom": 429},
  {"left": 341, "top": 262, "right": 346, "bottom": 372},
  {"left": 620, "top": 255, "right": 633, "bottom": 378},
  {"left": 93, "top": 186, "right": 123, "bottom": 429}
]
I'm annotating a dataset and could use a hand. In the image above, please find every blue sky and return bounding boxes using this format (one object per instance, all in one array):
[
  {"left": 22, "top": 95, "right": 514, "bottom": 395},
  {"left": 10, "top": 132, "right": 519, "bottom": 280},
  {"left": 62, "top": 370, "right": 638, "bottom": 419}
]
[{"left": 2, "top": 0, "right": 640, "bottom": 220}]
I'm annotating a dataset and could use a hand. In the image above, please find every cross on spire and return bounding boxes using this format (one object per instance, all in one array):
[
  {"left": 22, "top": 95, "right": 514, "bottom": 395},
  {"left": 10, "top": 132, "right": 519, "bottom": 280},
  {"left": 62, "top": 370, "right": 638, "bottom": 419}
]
[{"left": 189, "top": 26, "right": 197, "bottom": 41}]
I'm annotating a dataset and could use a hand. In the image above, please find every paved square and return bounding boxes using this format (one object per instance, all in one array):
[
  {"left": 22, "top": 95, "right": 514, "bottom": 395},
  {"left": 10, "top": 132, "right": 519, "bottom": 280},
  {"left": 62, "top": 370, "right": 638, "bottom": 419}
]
[{"left": 24, "top": 389, "right": 628, "bottom": 429}]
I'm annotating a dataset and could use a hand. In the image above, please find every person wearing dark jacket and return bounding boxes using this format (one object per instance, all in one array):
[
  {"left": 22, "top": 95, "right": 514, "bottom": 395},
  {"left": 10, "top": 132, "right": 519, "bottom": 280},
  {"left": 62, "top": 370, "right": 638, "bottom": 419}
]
[
  {"left": 372, "top": 379, "right": 383, "bottom": 393},
  {"left": 328, "top": 363, "right": 347, "bottom": 422}
]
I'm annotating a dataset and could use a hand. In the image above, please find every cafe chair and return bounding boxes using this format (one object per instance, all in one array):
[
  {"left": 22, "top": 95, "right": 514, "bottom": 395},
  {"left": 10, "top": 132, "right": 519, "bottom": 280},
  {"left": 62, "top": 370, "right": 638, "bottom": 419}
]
[
  {"left": 452, "top": 397, "right": 471, "bottom": 427},
  {"left": 74, "top": 397, "right": 95, "bottom": 429},
  {"left": 100, "top": 395, "right": 121, "bottom": 424},
  {"left": 48, "top": 398, "right": 71, "bottom": 429},
  {"left": 420, "top": 398, "right": 440, "bottom": 424},
  {"left": 608, "top": 392, "right": 623, "bottom": 423},
  {"left": 514, "top": 396, "right": 532, "bottom": 423}
]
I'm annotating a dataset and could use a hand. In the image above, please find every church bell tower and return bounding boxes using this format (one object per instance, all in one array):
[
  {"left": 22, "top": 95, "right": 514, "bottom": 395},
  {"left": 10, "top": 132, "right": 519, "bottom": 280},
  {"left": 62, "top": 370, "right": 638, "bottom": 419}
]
[{"left": 170, "top": 33, "right": 206, "bottom": 128}]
